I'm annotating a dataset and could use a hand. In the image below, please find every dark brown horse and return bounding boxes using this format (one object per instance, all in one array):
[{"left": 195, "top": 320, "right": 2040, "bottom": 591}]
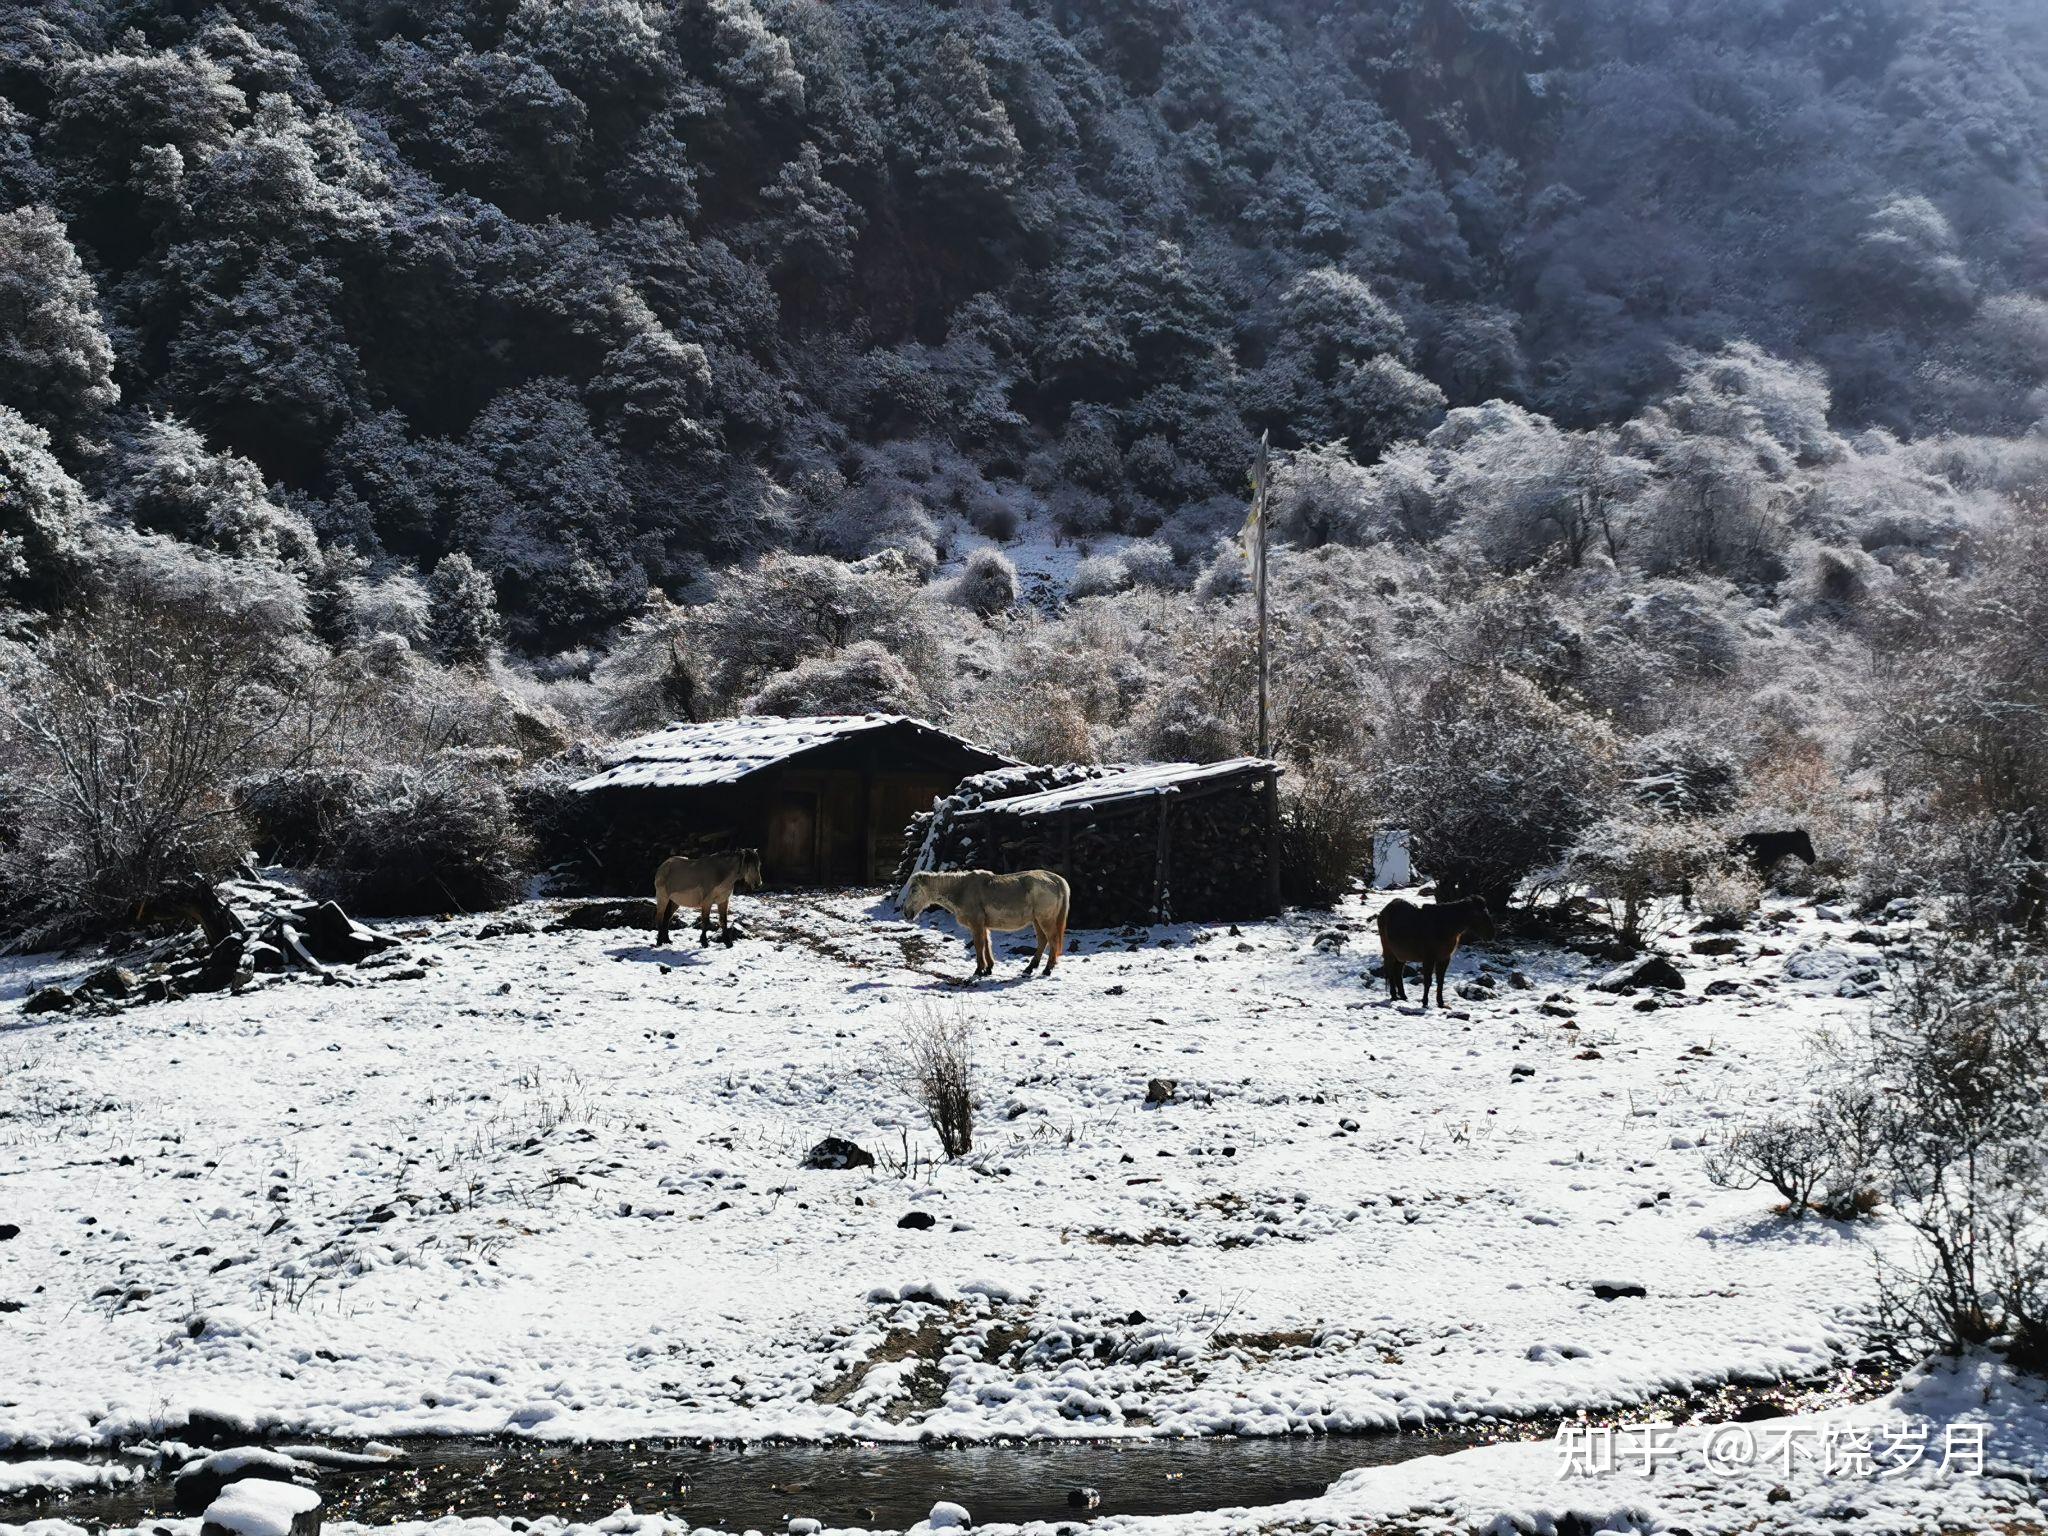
[
  {"left": 1376, "top": 895, "right": 1496, "bottom": 1008},
  {"left": 1731, "top": 829, "right": 1816, "bottom": 877}
]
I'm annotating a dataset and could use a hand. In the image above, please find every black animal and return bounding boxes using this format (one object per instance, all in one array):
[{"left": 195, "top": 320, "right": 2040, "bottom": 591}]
[
  {"left": 1376, "top": 895, "right": 1496, "bottom": 1009},
  {"left": 1732, "top": 829, "right": 1817, "bottom": 877}
]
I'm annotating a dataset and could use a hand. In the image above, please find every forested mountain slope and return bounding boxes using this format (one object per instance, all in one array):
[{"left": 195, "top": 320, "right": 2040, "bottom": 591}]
[{"left": 5, "top": 0, "right": 2045, "bottom": 647}]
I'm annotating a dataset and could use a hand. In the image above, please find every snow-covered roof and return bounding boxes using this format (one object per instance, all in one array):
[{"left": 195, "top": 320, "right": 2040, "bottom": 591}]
[
  {"left": 964, "top": 757, "right": 1277, "bottom": 818},
  {"left": 574, "top": 714, "right": 1013, "bottom": 792}
]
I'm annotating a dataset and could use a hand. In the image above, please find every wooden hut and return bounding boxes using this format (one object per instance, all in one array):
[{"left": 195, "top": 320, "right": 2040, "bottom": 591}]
[
  {"left": 930, "top": 758, "right": 1283, "bottom": 927},
  {"left": 573, "top": 715, "right": 1016, "bottom": 887}
]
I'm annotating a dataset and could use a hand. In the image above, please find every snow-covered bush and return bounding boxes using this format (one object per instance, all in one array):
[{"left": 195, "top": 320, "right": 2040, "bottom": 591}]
[
  {"left": 1375, "top": 671, "right": 1616, "bottom": 910},
  {"left": 950, "top": 548, "right": 1017, "bottom": 617},
  {"left": 746, "top": 640, "right": 932, "bottom": 719},
  {"left": 233, "top": 766, "right": 373, "bottom": 867},
  {"left": 319, "top": 758, "right": 529, "bottom": 916},
  {"left": 0, "top": 535, "right": 312, "bottom": 931},
  {"left": 1068, "top": 554, "right": 1130, "bottom": 599}
]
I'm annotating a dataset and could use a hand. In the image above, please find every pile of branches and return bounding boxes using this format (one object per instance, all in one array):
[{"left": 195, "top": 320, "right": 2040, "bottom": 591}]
[{"left": 23, "top": 866, "right": 405, "bottom": 1015}]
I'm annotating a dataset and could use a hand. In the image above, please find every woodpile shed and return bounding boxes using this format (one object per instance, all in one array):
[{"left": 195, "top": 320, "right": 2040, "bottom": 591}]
[{"left": 907, "top": 759, "right": 1284, "bottom": 928}]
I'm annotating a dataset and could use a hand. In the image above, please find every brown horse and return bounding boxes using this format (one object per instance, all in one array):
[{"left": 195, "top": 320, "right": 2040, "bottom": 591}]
[
  {"left": 654, "top": 850, "right": 763, "bottom": 947},
  {"left": 1376, "top": 895, "right": 1496, "bottom": 1008}
]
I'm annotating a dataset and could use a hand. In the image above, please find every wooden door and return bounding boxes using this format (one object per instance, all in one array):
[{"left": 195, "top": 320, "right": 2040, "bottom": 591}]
[{"left": 766, "top": 790, "right": 819, "bottom": 883}]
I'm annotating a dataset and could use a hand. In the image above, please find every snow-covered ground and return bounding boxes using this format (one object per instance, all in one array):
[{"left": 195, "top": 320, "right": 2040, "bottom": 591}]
[{"left": 0, "top": 886, "right": 1908, "bottom": 1460}]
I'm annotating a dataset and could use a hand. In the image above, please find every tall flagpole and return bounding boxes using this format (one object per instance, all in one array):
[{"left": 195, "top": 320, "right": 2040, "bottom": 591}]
[{"left": 1254, "top": 431, "right": 1270, "bottom": 760}]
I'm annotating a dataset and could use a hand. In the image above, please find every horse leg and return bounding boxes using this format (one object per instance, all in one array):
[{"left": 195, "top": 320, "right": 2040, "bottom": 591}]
[
  {"left": 1024, "top": 919, "right": 1046, "bottom": 977},
  {"left": 1047, "top": 914, "right": 1065, "bottom": 976},
  {"left": 719, "top": 891, "right": 734, "bottom": 946},
  {"left": 976, "top": 925, "right": 994, "bottom": 978},
  {"left": 1433, "top": 957, "right": 1450, "bottom": 1008},
  {"left": 655, "top": 898, "right": 674, "bottom": 947},
  {"left": 697, "top": 904, "right": 711, "bottom": 946}
]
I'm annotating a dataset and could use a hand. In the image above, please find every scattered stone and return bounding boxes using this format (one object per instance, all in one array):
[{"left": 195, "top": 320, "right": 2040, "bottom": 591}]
[
  {"left": 800, "top": 1137, "right": 875, "bottom": 1171},
  {"left": 1689, "top": 935, "right": 1741, "bottom": 956},
  {"left": 1633, "top": 997, "right": 1662, "bottom": 1012},
  {"left": 1145, "top": 1078, "right": 1178, "bottom": 1104},
  {"left": 23, "top": 987, "right": 72, "bottom": 1015},
  {"left": 1594, "top": 955, "right": 1685, "bottom": 992},
  {"left": 1338, "top": 1117, "right": 1360, "bottom": 1133},
  {"left": 1575, "top": 1049, "right": 1604, "bottom": 1061},
  {"left": 1508, "top": 971, "right": 1533, "bottom": 989},
  {"left": 789, "top": 1521, "right": 821, "bottom": 1536},
  {"left": 1539, "top": 1001, "right": 1575, "bottom": 1019},
  {"left": 1767, "top": 1484, "right": 1792, "bottom": 1504},
  {"left": 0, "top": 1224, "right": 16, "bottom": 1241},
  {"left": 928, "top": 1502, "right": 972, "bottom": 1530},
  {"left": 184, "top": 1409, "right": 262, "bottom": 1448},
  {"left": 1067, "top": 1488, "right": 1101, "bottom": 1510},
  {"left": 1704, "top": 978, "right": 1741, "bottom": 997},
  {"left": 897, "top": 1211, "right": 935, "bottom": 1230},
  {"left": 1590, "top": 1280, "right": 1647, "bottom": 1300},
  {"left": 1510, "top": 1064, "right": 1536, "bottom": 1081}
]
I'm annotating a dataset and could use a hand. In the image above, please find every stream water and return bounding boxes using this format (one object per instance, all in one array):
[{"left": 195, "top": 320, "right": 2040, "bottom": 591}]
[{"left": 1, "top": 1365, "right": 1894, "bottom": 1531}]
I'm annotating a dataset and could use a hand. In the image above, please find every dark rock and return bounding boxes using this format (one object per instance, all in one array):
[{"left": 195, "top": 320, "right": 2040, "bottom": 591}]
[
  {"left": 1633, "top": 997, "right": 1662, "bottom": 1012},
  {"left": 1767, "top": 1484, "right": 1792, "bottom": 1503},
  {"left": 800, "top": 1137, "right": 875, "bottom": 1171},
  {"left": 24, "top": 987, "right": 72, "bottom": 1015},
  {"left": 1510, "top": 1064, "right": 1536, "bottom": 1081},
  {"left": 1124, "top": 1310, "right": 1146, "bottom": 1325},
  {"left": 1689, "top": 935, "right": 1741, "bottom": 956},
  {"left": 174, "top": 1450, "right": 308, "bottom": 1515},
  {"left": 0, "top": 1224, "right": 17, "bottom": 1241},
  {"left": 1145, "top": 1078, "right": 1178, "bottom": 1104},
  {"left": 897, "top": 1211, "right": 935, "bottom": 1230},
  {"left": 1539, "top": 1001, "right": 1575, "bottom": 1019},
  {"left": 80, "top": 965, "right": 138, "bottom": 998},
  {"left": 296, "top": 902, "right": 391, "bottom": 964},
  {"left": 1594, "top": 955, "right": 1685, "bottom": 992},
  {"left": 1704, "top": 978, "right": 1742, "bottom": 997},
  {"left": 1508, "top": 971, "right": 1533, "bottom": 990},
  {"left": 1338, "top": 1117, "right": 1360, "bottom": 1132},
  {"left": 182, "top": 1409, "right": 263, "bottom": 1448},
  {"left": 1066, "top": 1488, "right": 1101, "bottom": 1510},
  {"left": 1590, "top": 1280, "right": 1647, "bottom": 1300},
  {"left": 1847, "top": 928, "right": 1887, "bottom": 946}
]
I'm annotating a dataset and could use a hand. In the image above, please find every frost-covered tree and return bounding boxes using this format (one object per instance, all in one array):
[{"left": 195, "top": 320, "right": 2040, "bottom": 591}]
[
  {"left": 0, "top": 408, "right": 96, "bottom": 617},
  {"left": 425, "top": 552, "right": 504, "bottom": 668},
  {"left": 0, "top": 206, "right": 118, "bottom": 436}
]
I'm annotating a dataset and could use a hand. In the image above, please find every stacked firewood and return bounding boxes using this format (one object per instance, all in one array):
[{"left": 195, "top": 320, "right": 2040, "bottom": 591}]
[
  {"left": 1161, "top": 779, "right": 1277, "bottom": 922},
  {"left": 894, "top": 763, "right": 1119, "bottom": 885}
]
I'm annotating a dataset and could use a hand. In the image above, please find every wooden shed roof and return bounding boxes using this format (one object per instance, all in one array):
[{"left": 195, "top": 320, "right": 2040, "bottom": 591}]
[
  {"left": 961, "top": 757, "right": 1278, "bottom": 819},
  {"left": 573, "top": 714, "right": 1016, "bottom": 793}
]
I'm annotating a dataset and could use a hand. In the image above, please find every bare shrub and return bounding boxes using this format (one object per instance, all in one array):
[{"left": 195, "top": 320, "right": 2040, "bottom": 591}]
[
  {"left": 1870, "top": 943, "right": 2048, "bottom": 1364},
  {"left": 233, "top": 765, "right": 373, "bottom": 866},
  {"left": 318, "top": 756, "right": 530, "bottom": 916},
  {"left": 746, "top": 639, "right": 933, "bottom": 718},
  {"left": 1278, "top": 764, "right": 1374, "bottom": 908},
  {"left": 1567, "top": 813, "right": 1721, "bottom": 946},
  {"left": 890, "top": 1004, "right": 975, "bottom": 1160},
  {"left": 1707, "top": 1069, "right": 1885, "bottom": 1221}
]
